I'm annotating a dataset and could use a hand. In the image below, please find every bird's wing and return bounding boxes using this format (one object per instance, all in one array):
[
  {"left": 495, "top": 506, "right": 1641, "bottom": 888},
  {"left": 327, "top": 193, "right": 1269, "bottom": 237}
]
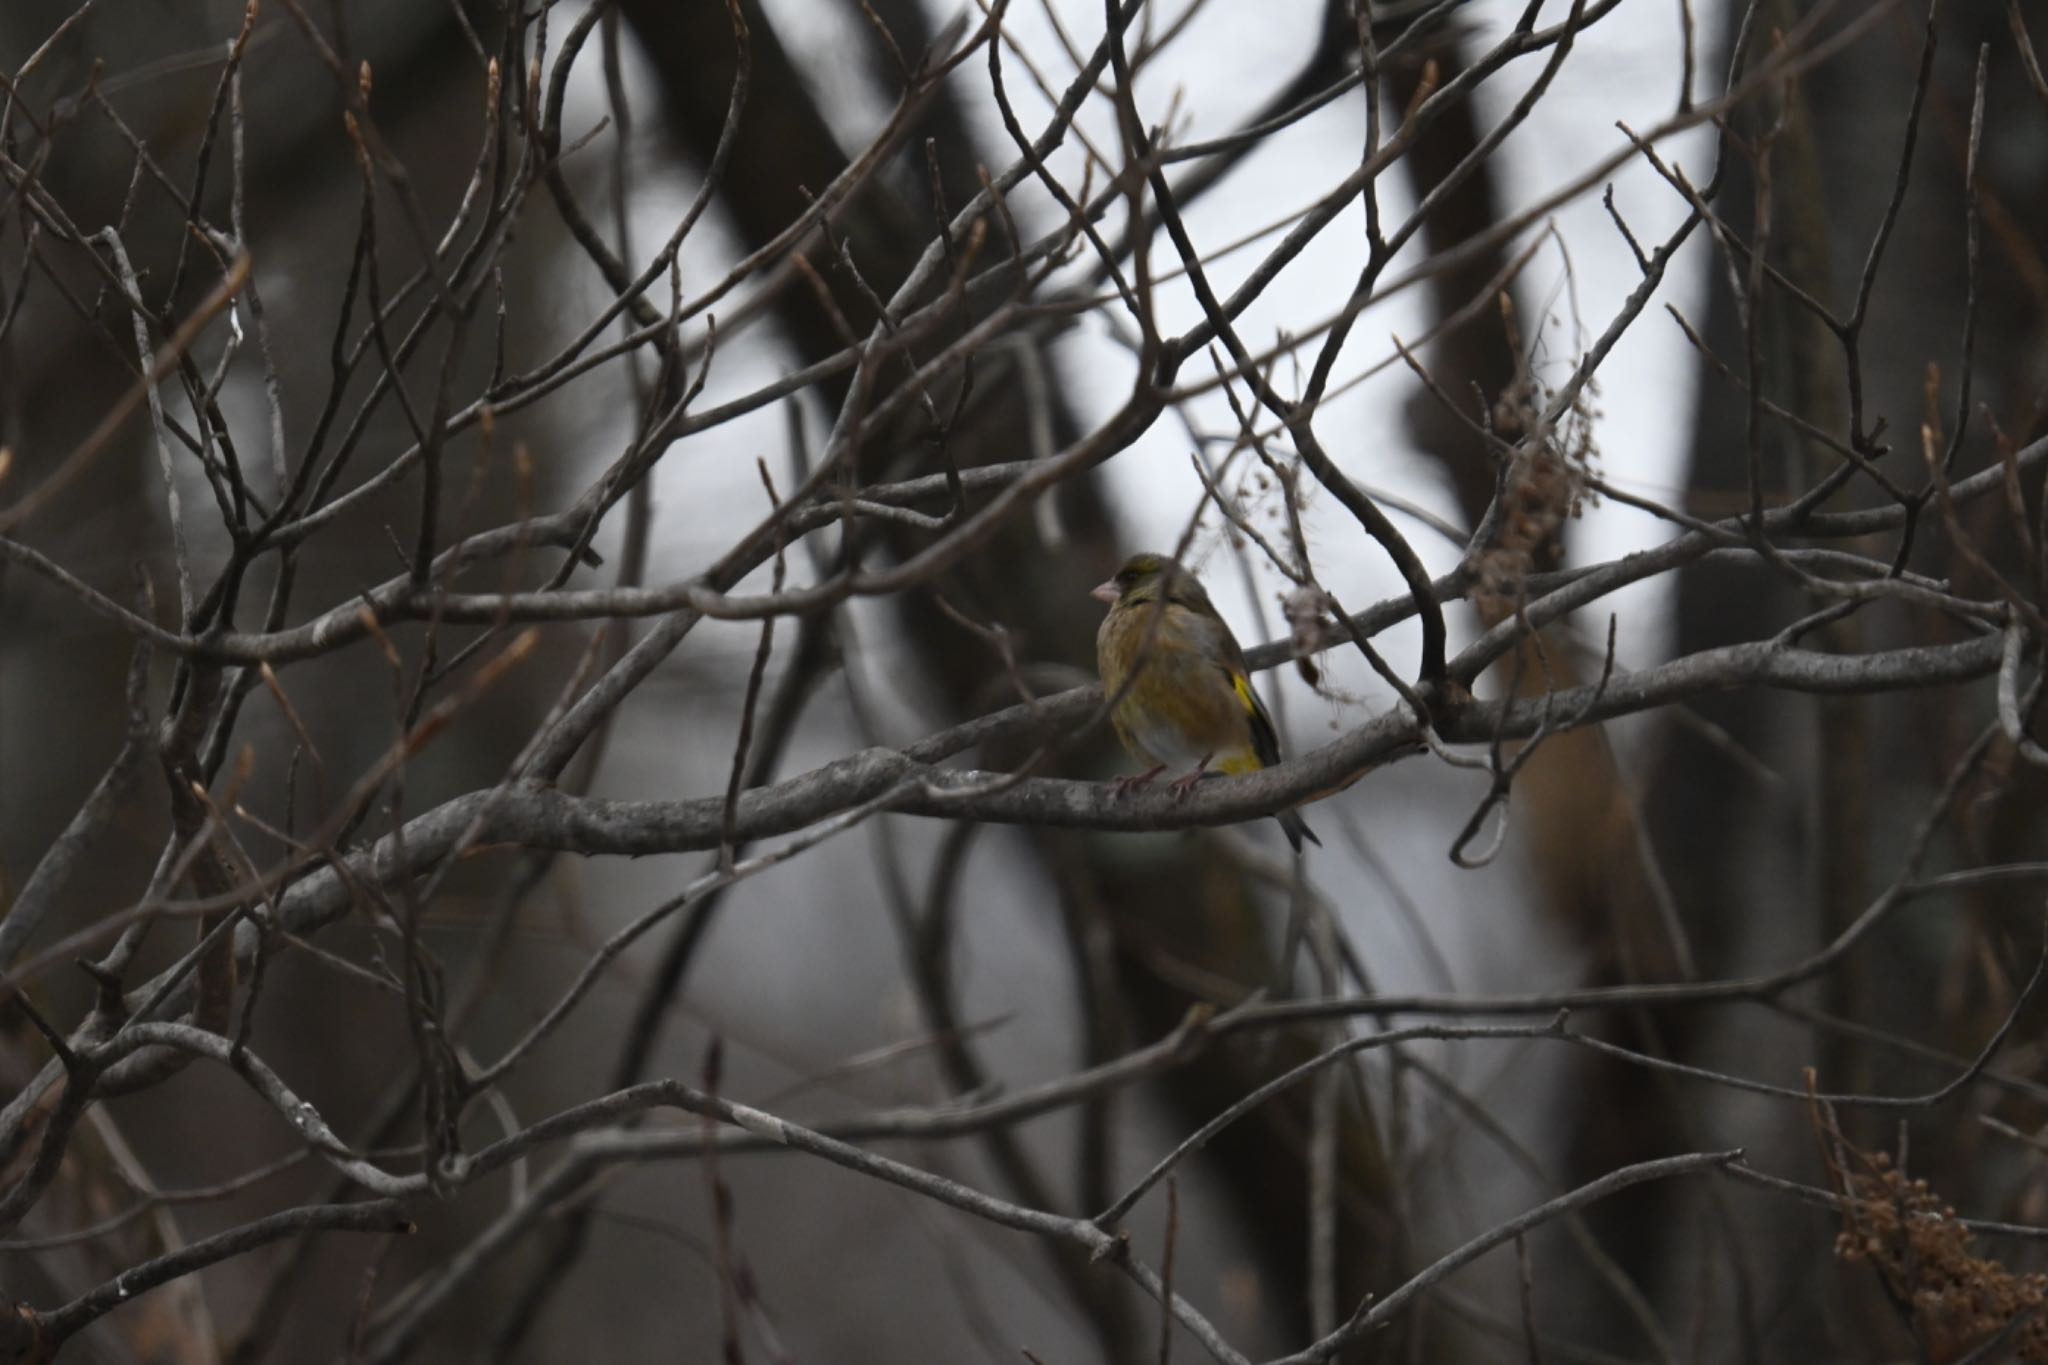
[
  {"left": 1177, "top": 605, "right": 1284, "bottom": 770},
  {"left": 1229, "top": 667, "right": 1284, "bottom": 769}
]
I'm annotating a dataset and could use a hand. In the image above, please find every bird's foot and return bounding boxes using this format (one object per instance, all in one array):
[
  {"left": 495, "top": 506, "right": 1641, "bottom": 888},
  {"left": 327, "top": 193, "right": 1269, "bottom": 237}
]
[
  {"left": 1168, "top": 756, "right": 1215, "bottom": 801},
  {"left": 1115, "top": 765, "right": 1166, "bottom": 797}
]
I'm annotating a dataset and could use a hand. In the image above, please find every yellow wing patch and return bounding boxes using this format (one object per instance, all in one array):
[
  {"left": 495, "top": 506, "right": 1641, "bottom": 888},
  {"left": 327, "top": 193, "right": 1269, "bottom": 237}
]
[
  {"left": 1230, "top": 668, "right": 1284, "bottom": 770},
  {"left": 1231, "top": 672, "right": 1260, "bottom": 714}
]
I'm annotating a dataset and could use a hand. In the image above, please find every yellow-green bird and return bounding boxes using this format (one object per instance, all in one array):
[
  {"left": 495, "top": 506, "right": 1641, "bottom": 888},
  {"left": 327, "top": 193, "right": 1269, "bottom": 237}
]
[{"left": 1093, "top": 552, "right": 1320, "bottom": 852}]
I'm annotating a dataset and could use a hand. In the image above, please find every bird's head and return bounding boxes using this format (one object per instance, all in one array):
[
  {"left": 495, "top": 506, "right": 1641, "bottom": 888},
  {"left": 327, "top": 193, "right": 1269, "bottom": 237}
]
[{"left": 1091, "top": 552, "right": 1188, "bottom": 608}]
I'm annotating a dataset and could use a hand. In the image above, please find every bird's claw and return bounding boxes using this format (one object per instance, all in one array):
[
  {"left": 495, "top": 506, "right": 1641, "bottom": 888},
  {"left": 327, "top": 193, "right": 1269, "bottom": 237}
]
[
  {"left": 1168, "top": 757, "right": 1215, "bottom": 801},
  {"left": 1115, "top": 765, "right": 1166, "bottom": 797}
]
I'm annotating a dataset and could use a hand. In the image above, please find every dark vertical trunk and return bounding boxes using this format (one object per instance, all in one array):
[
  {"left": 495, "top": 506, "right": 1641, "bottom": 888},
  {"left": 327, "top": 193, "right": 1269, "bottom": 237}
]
[{"left": 1609, "top": 2, "right": 2048, "bottom": 1356}]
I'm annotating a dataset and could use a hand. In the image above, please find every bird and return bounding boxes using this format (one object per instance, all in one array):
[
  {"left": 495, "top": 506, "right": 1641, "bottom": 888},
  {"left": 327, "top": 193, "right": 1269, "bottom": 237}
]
[{"left": 1092, "top": 552, "right": 1320, "bottom": 852}]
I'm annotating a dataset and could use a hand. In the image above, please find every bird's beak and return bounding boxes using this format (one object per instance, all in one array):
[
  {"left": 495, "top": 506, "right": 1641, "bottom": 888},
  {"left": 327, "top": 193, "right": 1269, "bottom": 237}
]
[{"left": 1090, "top": 580, "right": 1119, "bottom": 606}]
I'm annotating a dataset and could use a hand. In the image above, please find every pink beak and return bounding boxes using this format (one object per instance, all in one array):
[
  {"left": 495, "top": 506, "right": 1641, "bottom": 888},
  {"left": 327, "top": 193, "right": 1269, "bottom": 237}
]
[{"left": 1090, "top": 579, "right": 1119, "bottom": 605}]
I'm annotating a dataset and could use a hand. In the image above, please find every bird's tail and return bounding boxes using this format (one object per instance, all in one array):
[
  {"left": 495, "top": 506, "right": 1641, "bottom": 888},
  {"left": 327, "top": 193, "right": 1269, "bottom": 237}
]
[{"left": 1276, "top": 807, "right": 1320, "bottom": 853}]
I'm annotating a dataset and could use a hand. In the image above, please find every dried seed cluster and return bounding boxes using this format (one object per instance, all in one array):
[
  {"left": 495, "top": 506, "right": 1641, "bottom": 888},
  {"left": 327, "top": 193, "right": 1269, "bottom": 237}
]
[
  {"left": 1470, "top": 370, "right": 1600, "bottom": 625},
  {"left": 1836, "top": 1150, "right": 2048, "bottom": 1362}
]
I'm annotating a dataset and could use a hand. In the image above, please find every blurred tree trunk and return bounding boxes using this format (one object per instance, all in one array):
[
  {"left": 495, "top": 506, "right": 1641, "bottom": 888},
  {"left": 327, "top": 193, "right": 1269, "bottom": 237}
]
[
  {"left": 1, "top": 8, "right": 579, "bottom": 1361},
  {"left": 1613, "top": 2, "right": 2048, "bottom": 1356},
  {"left": 1378, "top": 17, "right": 1713, "bottom": 1354}
]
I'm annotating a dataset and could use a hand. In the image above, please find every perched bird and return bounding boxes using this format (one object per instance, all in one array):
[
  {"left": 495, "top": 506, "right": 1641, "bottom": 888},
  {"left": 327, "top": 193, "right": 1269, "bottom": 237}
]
[{"left": 1093, "top": 552, "right": 1320, "bottom": 852}]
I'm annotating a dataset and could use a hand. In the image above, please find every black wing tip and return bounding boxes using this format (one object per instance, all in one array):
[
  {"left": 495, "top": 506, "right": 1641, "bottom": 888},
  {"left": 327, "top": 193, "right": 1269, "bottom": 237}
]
[{"left": 1279, "top": 809, "right": 1321, "bottom": 853}]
